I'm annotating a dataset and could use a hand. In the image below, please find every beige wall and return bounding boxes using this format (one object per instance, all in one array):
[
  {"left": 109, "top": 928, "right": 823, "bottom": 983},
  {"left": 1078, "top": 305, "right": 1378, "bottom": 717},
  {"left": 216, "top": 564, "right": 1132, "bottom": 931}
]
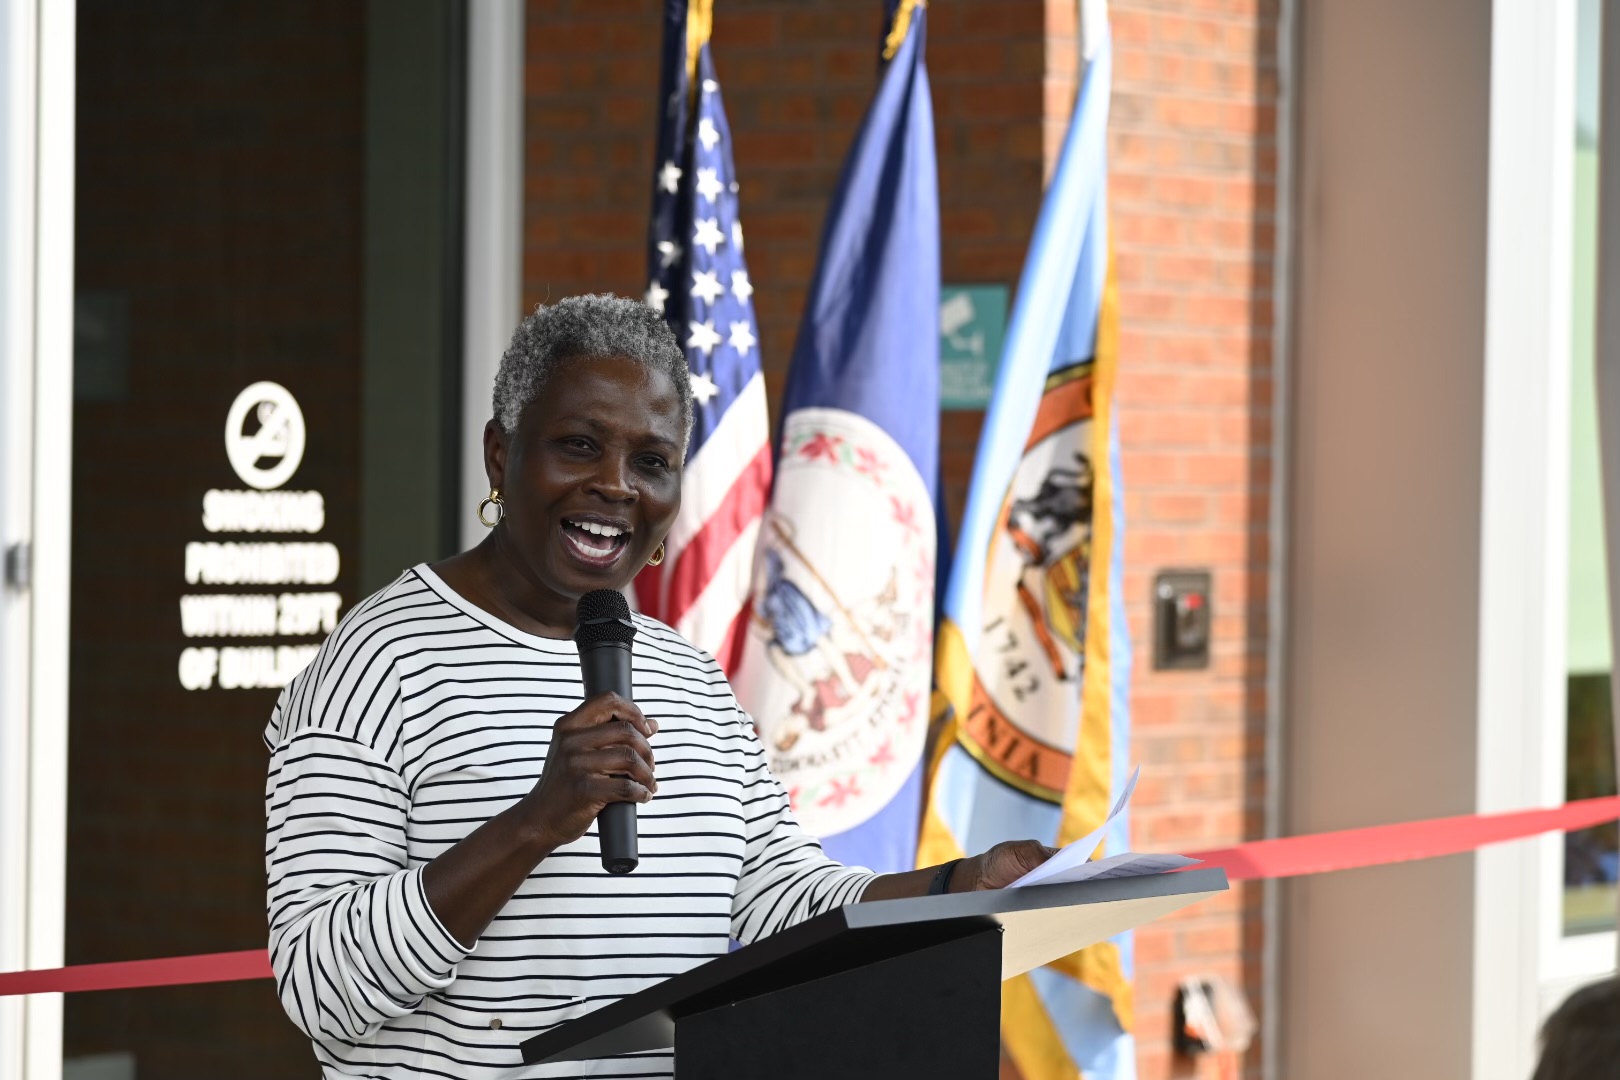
[{"left": 1283, "top": 1, "right": 1493, "bottom": 1077}]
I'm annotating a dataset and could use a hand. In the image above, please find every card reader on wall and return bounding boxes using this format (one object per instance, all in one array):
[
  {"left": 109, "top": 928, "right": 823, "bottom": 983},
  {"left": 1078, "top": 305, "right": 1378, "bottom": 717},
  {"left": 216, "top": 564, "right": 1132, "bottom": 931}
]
[{"left": 1153, "top": 570, "right": 1211, "bottom": 671}]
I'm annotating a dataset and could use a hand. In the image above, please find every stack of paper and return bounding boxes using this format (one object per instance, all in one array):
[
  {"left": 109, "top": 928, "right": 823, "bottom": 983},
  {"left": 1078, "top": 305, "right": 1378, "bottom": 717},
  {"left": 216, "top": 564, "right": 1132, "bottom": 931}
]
[{"left": 1008, "top": 767, "right": 1200, "bottom": 888}]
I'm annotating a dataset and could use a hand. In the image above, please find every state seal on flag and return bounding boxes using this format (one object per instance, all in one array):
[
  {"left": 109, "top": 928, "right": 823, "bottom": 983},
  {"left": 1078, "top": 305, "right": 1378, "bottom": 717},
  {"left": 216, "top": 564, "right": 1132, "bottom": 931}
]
[
  {"left": 962, "top": 360, "right": 1098, "bottom": 802},
  {"left": 736, "top": 407, "right": 936, "bottom": 838}
]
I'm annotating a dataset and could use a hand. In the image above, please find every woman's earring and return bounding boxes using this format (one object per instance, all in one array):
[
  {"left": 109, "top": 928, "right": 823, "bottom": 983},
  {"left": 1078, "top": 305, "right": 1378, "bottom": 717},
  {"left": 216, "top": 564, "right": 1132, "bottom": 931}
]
[
  {"left": 647, "top": 542, "right": 665, "bottom": 567},
  {"left": 478, "top": 488, "right": 504, "bottom": 528}
]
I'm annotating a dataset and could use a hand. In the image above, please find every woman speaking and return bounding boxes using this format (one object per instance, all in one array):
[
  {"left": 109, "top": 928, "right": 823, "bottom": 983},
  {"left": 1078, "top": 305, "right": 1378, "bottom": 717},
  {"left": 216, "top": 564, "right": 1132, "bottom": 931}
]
[{"left": 264, "top": 294, "right": 1054, "bottom": 1078}]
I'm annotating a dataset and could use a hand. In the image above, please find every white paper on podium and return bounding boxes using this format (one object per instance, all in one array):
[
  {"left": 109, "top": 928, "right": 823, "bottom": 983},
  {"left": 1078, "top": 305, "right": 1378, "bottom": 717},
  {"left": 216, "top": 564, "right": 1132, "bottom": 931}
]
[
  {"left": 1007, "top": 766, "right": 1200, "bottom": 889},
  {"left": 1041, "top": 850, "right": 1200, "bottom": 883}
]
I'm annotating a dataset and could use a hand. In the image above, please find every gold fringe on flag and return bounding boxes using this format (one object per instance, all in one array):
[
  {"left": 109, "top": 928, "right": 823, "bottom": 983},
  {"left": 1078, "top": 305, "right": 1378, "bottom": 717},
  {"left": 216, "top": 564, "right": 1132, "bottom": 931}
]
[
  {"left": 686, "top": 0, "right": 714, "bottom": 83},
  {"left": 882, "top": 0, "right": 926, "bottom": 61}
]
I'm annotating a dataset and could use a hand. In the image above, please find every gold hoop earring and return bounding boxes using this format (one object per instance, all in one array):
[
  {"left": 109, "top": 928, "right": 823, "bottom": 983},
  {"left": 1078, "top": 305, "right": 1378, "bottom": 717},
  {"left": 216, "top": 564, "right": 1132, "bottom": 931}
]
[
  {"left": 647, "top": 542, "right": 665, "bottom": 567},
  {"left": 478, "top": 488, "right": 504, "bottom": 528}
]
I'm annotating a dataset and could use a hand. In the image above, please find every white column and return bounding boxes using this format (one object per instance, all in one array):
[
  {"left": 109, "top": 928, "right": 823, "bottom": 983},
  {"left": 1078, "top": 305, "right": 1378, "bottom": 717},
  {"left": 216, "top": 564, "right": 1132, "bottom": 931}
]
[
  {"left": 460, "top": 0, "right": 525, "bottom": 552},
  {"left": 0, "top": 2, "right": 73, "bottom": 1079},
  {"left": 1475, "top": 0, "right": 1577, "bottom": 1073},
  {"left": 0, "top": 0, "right": 41, "bottom": 1071}
]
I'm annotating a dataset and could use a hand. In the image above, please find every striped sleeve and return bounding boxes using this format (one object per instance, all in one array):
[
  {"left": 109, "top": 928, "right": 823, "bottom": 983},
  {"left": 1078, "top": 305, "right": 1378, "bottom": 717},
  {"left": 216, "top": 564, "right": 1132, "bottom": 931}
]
[
  {"left": 264, "top": 658, "right": 472, "bottom": 1046},
  {"left": 729, "top": 712, "right": 875, "bottom": 944}
]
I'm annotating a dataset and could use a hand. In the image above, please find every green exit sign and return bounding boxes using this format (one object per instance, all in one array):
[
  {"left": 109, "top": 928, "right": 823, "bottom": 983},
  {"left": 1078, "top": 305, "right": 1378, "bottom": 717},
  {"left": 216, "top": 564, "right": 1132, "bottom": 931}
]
[{"left": 940, "top": 284, "right": 1008, "bottom": 410}]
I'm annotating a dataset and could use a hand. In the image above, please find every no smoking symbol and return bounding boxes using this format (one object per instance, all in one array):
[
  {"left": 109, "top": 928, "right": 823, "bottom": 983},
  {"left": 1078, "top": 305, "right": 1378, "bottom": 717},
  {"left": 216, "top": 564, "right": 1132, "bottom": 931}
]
[{"left": 225, "top": 381, "right": 306, "bottom": 490}]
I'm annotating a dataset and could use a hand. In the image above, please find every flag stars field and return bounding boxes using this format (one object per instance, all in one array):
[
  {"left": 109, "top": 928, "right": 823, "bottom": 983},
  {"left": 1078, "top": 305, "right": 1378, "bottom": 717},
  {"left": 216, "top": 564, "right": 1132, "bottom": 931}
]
[
  {"left": 693, "top": 217, "right": 724, "bottom": 255},
  {"left": 687, "top": 319, "right": 721, "bottom": 356},
  {"left": 645, "top": 279, "right": 669, "bottom": 314},
  {"left": 696, "top": 167, "right": 724, "bottom": 204},
  {"left": 690, "top": 372, "right": 720, "bottom": 405},
  {"left": 658, "top": 160, "right": 682, "bottom": 194},
  {"left": 692, "top": 269, "right": 725, "bottom": 304}
]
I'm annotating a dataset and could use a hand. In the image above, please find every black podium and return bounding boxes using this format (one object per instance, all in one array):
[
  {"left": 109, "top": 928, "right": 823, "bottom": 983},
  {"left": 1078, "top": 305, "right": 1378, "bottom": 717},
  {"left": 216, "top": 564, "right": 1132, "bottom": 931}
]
[{"left": 520, "top": 867, "right": 1228, "bottom": 1079}]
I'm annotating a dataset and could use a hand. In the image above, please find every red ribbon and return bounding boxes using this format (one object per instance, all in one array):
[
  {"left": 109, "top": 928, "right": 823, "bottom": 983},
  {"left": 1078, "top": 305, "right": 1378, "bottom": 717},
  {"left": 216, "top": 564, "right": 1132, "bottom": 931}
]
[
  {"left": 0, "top": 948, "right": 271, "bottom": 997},
  {"left": 2, "top": 795, "right": 1616, "bottom": 998},
  {"left": 1181, "top": 794, "right": 1620, "bottom": 882}
]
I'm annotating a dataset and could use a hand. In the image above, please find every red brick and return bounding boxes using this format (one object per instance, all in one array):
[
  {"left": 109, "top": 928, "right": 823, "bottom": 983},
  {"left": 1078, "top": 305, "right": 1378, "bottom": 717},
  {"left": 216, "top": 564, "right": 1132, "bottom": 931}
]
[
  {"left": 1117, "top": 250, "right": 1151, "bottom": 287},
  {"left": 941, "top": 207, "right": 1003, "bottom": 239},
  {"left": 1181, "top": 373, "right": 1254, "bottom": 406},
  {"left": 1125, "top": 451, "right": 1184, "bottom": 485},
  {"left": 1183, "top": 294, "right": 1253, "bottom": 328},
  {"left": 1182, "top": 922, "right": 1244, "bottom": 957},
  {"left": 1136, "top": 926, "right": 1177, "bottom": 966},
  {"left": 1122, "top": 289, "right": 1184, "bottom": 322},
  {"left": 1156, "top": 12, "right": 1232, "bottom": 52},
  {"left": 1003, "top": 122, "right": 1045, "bottom": 162},
  {"left": 1134, "top": 692, "right": 1181, "bottom": 729},
  {"left": 1110, "top": 8, "right": 1156, "bottom": 47},
  {"left": 783, "top": 7, "right": 873, "bottom": 44},
  {"left": 756, "top": 93, "right": 820, "bottom": 128},
  {"left": 1152, "top": 174, "right": 1223, "bottom": 210},
  {"left": 1115, "top": 47, "right": 1155, "bottom": 85},
  {"left": 954, "top": 81, "right": 1038, "bottom": 121},
  {"left": 715, "top": 9, "right": 780, "bottom": 48},
  {"left": 931, "top": 40, "right": 1009, "bottom": 80},
  {"left": 1121, "top": 410, "right": 1217, "bottom": 447},
  {"left": 1182, "top": 452, "right": 1249, "bottom": 486},
  {"left": 1148, "top": 493, "right": 1211, "bottom": 524},
  {"left": 959, "top": 2, "right": 1042, "bottom": 37},
  {"left": 1182, "top": 766, "right": 1244, "bottom": 801},
  {"left": 733, "top": 129, "right": 817, "bottom": 167},
  {"left": 1140, "top": 810, "right": 1211, "bottom": 847},
  {"left": 1046, "top": 0, "right": 1079, "bottom": 37},
  {"left": 821, "top": 43, "right": 875, "bottom": 86},
  {"left": 535, "top": 20, "right": 605, "bottom": 53},
  {"left": 1116, "top": 211, "right": 1185, "bottom": 248}
]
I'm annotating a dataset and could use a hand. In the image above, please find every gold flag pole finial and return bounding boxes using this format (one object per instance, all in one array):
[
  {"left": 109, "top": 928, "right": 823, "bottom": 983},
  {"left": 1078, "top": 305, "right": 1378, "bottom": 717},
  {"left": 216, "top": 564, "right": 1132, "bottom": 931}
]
[
  {"left": 882, "top": 0, "right": 926, "bottom": 62},
  {"left": 686, "top": 0, "right": 715, "bottom": 83}
]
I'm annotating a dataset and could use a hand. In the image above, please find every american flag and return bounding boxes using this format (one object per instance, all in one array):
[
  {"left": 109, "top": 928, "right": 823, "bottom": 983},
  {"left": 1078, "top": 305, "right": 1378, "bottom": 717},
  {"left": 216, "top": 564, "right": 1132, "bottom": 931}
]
[{"left": 634, "top": 3, "right": 770, "bottom": 675}]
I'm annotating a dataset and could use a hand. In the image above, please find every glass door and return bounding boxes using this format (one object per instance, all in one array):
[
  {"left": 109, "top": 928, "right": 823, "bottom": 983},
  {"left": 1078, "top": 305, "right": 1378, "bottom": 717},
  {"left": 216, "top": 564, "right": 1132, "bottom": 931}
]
[{"left": 65, "top": 4, "right": 466, "bottom": 1075}]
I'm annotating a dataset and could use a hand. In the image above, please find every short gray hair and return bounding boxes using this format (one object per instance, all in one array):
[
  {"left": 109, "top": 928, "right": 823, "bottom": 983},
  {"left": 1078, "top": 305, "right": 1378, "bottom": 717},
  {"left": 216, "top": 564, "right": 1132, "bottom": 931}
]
[{"left": 492, "top": 293, "right": 693, "bottom": 447}]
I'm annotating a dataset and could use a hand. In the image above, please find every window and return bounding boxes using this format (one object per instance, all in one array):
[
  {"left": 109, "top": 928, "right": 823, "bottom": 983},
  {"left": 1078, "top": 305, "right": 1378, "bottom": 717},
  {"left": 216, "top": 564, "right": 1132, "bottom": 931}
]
[{"left": 1562, "top": 0, "right": 1618, "bottom": 938}]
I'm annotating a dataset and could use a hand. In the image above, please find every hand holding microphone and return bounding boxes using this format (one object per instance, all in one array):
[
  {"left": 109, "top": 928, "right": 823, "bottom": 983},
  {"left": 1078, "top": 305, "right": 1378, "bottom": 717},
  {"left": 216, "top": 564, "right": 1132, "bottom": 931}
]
[{"left": 522, "top": 590, "right": 652, "bottom": 873}]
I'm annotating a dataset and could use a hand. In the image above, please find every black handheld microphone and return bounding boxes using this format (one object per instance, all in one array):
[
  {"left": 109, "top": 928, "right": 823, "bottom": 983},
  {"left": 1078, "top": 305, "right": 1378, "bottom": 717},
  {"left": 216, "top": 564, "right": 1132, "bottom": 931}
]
[{"left": 574, "top": 589, "right": 639, "bottom": 874}]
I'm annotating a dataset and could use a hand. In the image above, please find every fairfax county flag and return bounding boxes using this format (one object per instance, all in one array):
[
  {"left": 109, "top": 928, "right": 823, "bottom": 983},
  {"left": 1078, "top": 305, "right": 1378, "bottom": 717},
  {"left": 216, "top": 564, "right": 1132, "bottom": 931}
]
[
  {"left": 916, "top": 4, "right": 1137, "bottom": 1078},
  {"left": 635, "top": 0, "right": 771, "bottom": 675},
  {"left": 732, "top": 0, "right": 939, "bottom": 873}
]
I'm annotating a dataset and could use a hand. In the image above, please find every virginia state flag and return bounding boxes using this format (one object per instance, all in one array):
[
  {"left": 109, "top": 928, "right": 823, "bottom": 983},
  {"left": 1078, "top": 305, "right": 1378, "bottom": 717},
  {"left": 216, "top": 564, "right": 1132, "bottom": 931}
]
[
  {"left": 917, "top": 6, "right": 1136, "bottom": 1078},
  {"left": 732, "top": 0, "right": 939, "bottom": 873}
]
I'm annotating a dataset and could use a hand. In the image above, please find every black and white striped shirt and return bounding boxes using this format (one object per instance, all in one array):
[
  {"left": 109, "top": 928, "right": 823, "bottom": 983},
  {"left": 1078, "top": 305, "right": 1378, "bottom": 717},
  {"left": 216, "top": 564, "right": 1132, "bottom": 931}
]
[{"left": 264, "top": 566, "right": 874, "bottom": 1078}]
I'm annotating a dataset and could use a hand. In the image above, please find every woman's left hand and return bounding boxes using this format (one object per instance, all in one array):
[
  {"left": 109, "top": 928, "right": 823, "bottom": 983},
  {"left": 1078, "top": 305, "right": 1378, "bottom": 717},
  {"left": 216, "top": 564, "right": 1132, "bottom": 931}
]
[
  {"left": 958, "top": 840, "right": 1059, "bottom": 891},
  {"left": 860, "top": 838, "right": 1060, "bottom": 902}
]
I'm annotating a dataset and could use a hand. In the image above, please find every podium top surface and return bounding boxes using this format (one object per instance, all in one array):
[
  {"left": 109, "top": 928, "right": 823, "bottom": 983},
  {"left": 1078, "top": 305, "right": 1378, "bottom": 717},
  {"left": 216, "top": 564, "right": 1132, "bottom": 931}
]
[{"left": 520, "top": 866, "right": 1227, "bottom": 1066}]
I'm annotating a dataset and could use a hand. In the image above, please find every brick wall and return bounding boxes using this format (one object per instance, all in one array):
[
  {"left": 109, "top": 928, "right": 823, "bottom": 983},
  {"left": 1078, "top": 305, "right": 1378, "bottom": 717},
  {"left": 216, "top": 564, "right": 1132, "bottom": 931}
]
[
  {"left": 1101, "top": 4, "right": 1276, "bottom": 1077},
  {"left": 524, "top": 2, "right": 1277, "bottom": 1076}
]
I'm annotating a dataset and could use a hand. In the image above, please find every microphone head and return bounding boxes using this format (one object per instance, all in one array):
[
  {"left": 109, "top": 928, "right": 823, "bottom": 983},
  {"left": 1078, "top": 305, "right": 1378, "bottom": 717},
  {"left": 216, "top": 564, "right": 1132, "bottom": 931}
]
[{"left": 574, "top": 589, "right": 636, "bottom": 648}]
